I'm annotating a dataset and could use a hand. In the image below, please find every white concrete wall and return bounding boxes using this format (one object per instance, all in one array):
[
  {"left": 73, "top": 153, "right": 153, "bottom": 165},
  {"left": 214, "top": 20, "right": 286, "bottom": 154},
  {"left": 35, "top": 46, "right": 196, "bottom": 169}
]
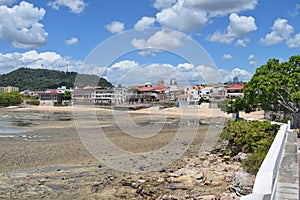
[{"left": 241, "top": 123, "right": 288, "bottom": 200}]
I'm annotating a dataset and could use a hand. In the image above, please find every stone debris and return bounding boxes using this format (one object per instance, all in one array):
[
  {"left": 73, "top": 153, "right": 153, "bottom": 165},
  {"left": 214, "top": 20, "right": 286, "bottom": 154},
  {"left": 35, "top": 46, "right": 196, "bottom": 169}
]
[{"left": 0, "top": 141, "right": 254, "bottom": 199}]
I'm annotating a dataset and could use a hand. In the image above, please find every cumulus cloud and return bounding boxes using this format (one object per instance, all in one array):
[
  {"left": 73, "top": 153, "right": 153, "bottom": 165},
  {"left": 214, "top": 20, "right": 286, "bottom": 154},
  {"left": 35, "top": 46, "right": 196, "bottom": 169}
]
[
  {"left": 134, "top": 17, "right": 156, "bottom": 29},
  {"left": 102, "top": 60, "right": 223, "bottom": 85},
  {"left": 0, "top": 0, "right": 16, "bottom": 5},
  {"left": 105, "top": 21, "right": 125, "bottom": 34},
  {"left": 207, "top": 13, "right": 257, "bottom": 44},
  {"left": 48, "top": 0, "right": 87, "bottom": 14},
  {"left": 286, "top": 33, "right": 300, "bottom": 48},
  {"left": 65, "top": 37, "right": 78, "bottom": 45},
  {"left": 0, "top": 1, "right": 48, "bottom": 48},
  {"left": 156, "top": 0, "right": 207, "bottom": 32},
  {"left": 153, "top": 0, "right": 258, "bottom": 32},
  {"left": 153, "top": 0, "right": 177, "bottom": 10},
  {"left": 235, "top": 38, "right": 250, "bottom": 47},
  {"left": 131, "top": 29, "right": 187, "bottom": 53},
  {"left": 260, "top": 18, "right": 294, "bottom": 46},
  {"left": 184, "top": 0, "right": 258, "bottom": 16},
  {"left": 0, "top": 50, "right": 85, "bottom": 75},
  {"left": 248, "top": 54, "right": 257, "bottom": 66},
  {"left": 219, "top": 68, "right": 252, "bottom": 82},
  {"left": 222, "top": 54, "right": 233, "bottom": 60}
]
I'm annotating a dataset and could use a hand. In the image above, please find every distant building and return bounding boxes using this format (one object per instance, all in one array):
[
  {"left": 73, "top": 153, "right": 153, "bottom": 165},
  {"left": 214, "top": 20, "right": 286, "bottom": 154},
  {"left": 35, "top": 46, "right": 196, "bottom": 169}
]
[
  {"left": 233, "top": 76, "right": 238, "bottom": 85},
  {"left": 177, "top": 93, "right": 193, "bottom": 107},
  {"left": 170, "top": 78, "right": 177, "bottom": 86},
  {"left": 37, "top": 89, "right": 64, "bottom": 105},
  {"left": 73, "top": 86, "right": 126, "bottom": 106},
  {"left": 226, "top": 84, "right": 244, "bottom": 99},
  {"left": 209, "top": 87, "right": 226, "bottom": 101},
  {"left": 157, "top": 79, "right": 164, "bottom": 85},
  {"left": 0, "top": 86, "right": 19, "bottom": 93}
]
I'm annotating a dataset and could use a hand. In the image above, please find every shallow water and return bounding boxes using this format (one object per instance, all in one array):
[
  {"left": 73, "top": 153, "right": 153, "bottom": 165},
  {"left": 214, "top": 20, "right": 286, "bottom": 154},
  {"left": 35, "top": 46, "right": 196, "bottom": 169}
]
[{"left": 0, "top": 118, "right": 31, "bottom": 135}]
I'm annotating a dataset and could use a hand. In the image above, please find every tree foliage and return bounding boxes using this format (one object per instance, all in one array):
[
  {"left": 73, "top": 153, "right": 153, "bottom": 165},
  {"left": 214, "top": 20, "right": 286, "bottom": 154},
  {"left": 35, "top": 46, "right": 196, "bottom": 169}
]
[
  {"left": 0, "top": 68, "right": 113, "bottom": 91},
  {"left": 226, "top": 56, "right": 300, "bottom": 127},
  {"left": 0, "top": 92, "right": 22, "bottom": 106},
  {"left": 243, "top": 56, "right": 300, "bottom": 127},
  {"left": 63, "top": 91, "right": 72, "bottom": 100}
]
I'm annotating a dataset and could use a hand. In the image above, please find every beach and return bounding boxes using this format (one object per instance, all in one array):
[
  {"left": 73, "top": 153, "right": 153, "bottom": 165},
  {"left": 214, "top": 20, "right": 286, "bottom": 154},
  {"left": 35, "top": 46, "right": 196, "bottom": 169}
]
[{"left": 0, "top": 105, "right": 261, "bottom": 199}]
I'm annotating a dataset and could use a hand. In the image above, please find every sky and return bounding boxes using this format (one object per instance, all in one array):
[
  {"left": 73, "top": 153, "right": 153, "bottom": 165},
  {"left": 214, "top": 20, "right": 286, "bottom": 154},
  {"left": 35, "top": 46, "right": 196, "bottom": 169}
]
[{"left": 0, "top": 0, "right": 300, "bottom": 86}]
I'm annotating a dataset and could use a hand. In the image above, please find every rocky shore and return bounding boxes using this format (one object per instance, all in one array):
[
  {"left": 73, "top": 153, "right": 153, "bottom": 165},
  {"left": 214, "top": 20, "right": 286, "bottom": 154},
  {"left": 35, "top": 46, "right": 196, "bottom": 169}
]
[{"left": 0, "top": 106, "right": 255, "bottom": 199}]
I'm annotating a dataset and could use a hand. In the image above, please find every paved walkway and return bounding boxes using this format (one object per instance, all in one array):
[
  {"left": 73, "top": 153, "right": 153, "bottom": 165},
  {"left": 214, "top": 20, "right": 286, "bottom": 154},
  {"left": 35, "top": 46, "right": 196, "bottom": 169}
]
[{"left": 275, "top": 131, "right": 298, "bottom": 199}]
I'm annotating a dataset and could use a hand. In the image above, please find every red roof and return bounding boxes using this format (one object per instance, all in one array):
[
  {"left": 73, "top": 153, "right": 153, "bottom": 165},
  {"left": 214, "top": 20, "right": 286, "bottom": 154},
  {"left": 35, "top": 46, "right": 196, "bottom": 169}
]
[
  {"left": 137, "top": 87, "right": 155, "bottom": 92},
  {"left": 154, "top": 85, "right": 166, "bottom": 91},
  {"left": 227, "top": 84, "right": 244, "bottom": 90}
]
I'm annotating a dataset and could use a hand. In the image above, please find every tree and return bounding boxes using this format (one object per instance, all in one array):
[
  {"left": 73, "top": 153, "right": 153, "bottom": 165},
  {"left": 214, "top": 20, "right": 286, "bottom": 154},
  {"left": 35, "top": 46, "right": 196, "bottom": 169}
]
[
  {"left": 63, "top": 91, "right": 72, "bottom": 101},
  {"left": 243, "top": 56, "right": 300, "bottom": 128},
  {"left": 0, "top": 92, "right": 22, "bottom": 106}
]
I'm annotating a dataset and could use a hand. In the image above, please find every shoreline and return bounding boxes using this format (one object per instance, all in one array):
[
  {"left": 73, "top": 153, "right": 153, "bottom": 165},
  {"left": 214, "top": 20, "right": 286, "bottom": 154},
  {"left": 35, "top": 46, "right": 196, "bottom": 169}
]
[{"left": 6, "top": 104, "right": 264, "bottom": 119}]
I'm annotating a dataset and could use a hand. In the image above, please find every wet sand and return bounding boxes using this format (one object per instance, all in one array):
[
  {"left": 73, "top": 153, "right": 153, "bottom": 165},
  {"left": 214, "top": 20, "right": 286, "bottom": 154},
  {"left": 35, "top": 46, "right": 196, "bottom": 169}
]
[{"left": 0, "top": 105, "right": 262, "bottom": 199}]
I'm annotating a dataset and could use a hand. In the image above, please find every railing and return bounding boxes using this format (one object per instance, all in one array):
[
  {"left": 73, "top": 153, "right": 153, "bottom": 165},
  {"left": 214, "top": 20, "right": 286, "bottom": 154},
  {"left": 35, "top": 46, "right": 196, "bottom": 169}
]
[{"left": 241, "top": 123, "right": 288, "bottom": 200}]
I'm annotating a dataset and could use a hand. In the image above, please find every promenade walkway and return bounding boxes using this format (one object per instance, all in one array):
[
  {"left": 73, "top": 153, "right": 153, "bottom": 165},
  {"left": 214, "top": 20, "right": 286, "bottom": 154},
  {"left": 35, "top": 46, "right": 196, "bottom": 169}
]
[{"left": 274, "top": 130, "right": 298, "bottom": 199}]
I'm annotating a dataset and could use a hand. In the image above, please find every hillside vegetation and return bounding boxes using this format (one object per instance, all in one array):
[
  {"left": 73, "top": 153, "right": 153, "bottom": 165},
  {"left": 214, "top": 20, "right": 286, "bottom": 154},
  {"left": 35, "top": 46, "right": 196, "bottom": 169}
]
[{"left": 0, "top": 68, "right": 113, "bottom": 91}]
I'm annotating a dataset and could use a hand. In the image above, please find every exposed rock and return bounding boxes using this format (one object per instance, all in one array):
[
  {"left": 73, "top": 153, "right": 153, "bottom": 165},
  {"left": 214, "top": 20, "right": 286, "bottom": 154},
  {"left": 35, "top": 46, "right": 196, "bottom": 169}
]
[
  {"left": 200, "top": 194, "right": 217, "bottom": 200},
  {"left": 204, "top": 171, "right": 226, "bottom": 186},
  {"left": 233, "top": 152, "right": 248, "bottom": 162},
  {"left": 230, "top": 170, "right": 254, "bottom": 196},
  {"left": 202, "top": 160, "right": 211, "bottom": 168}
]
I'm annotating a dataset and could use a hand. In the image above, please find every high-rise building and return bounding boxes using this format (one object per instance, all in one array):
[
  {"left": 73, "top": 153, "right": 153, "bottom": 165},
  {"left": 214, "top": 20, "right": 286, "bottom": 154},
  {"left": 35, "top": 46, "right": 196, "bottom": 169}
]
[{"left": 170, "top": 78, "right": 177, "bottom": 86}]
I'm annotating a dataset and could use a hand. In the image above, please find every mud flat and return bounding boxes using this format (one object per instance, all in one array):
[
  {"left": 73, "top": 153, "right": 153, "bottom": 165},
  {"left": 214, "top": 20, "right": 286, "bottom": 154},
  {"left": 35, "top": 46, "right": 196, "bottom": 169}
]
[{"left": 0, "top": 106, "right": 251, "bottom": 199}]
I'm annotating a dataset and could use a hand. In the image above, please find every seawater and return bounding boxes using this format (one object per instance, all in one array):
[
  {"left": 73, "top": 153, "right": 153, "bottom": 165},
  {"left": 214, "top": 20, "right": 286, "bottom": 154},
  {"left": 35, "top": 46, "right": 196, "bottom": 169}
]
[{"left": 0, "top": 118, "right": 30, "bottom": 136}]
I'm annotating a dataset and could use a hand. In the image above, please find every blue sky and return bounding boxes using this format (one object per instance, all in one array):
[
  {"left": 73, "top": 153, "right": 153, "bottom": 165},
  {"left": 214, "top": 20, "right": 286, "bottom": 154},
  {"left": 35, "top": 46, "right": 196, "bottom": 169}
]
[{"left": 0, "top": 0, "right": 300, "bottom": 85}]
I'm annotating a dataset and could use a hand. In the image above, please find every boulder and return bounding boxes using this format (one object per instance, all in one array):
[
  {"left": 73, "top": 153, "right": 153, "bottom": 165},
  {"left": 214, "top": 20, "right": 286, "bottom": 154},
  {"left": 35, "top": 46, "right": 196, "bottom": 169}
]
[{"left": 230, "top": 170, "right": 254, "bottom": 196}]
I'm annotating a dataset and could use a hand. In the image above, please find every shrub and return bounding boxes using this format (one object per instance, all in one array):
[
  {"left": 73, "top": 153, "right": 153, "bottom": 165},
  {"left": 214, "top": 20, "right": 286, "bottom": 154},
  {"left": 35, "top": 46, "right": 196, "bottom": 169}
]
[{"left": 220, "top": 119, "right": 280, "bottom": 174}]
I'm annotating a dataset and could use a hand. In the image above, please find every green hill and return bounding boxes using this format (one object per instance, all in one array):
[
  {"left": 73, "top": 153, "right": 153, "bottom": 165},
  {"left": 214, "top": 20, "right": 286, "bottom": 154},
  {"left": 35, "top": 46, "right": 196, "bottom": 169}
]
[{"left": 0, "top": 68, "right": 113, "bottom": 91}]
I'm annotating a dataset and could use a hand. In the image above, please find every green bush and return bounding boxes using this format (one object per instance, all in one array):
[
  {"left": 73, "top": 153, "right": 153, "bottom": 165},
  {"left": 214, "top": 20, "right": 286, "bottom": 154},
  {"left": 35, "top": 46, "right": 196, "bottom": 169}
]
[
  {"left": 220, "top": 119, "right": 280, "bottom": 174},
  {"left": 25, "top": 99, "right": 40, "bottom": 105},
  {"left": 0, "top": 92, "right": 22, "bottom": 106}
]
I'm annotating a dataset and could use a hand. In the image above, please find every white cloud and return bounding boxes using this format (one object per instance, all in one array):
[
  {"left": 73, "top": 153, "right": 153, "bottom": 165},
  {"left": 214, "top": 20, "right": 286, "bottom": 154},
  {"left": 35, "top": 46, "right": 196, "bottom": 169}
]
[
  {"left": 184, "top": 0, "right": 258, "bottom": 16},
  {"left": 131, "top": 29, "right": 187, "bottom": 52},
  {"left": 134, "top": 17, "right": 156, "bottom": 29},
  {"left": 260, "top": 18, "right": 294, "bottom": 46},
  {"left": 177, "top": 63, "right": 194, "bottom": 71},
  {"left": 222, "top": 54, "right": 233, "bottom": 60},
  {"left": 0, "top": 50, "right": 85, "bottom": 75},
  {"left": 101, "top": 60, "right": 223, "bottom": 85},
  {"left": 105, "top": 21, "right": 125, "bottom": 34},
  {"left": 207, "top": 13, "right": 257, "bottom": 44},
  {"left": 0, "top": 1, "right": 48, "bottom": 48},
  {"left": 235, "top": 38, "right": 250, "bottom": 47},
  {"left": 65, "top": 37, "right": 78, "bottom": 45},
  {"left": 156, "top": 0, "right": 207, "bottom": 32},
  {"left": 48, "top": 0, "right": 87, "bottom": 14},
  {"left": 152, "top": 0, "right": 259, "bottom": 33},
  {"left": 153, "top": 0, "right": 177, "bottom": 10},
  {"left": 0, "top": 0, "right": 16, "bottom": 5},
  {"left": 286, "top": 33, "right": 300, "bottom": 48},
  {"left": 219, "top": 68, "right": 252, "bottom": 82},
  {"left": 248, "top": 54, "right": 257, "bottom": 66},
  {"left": 248, "top": 54, "right": 255, "bottom": 60},
  {"left": 288, "top": 4, "right": 300, "bottom": 17},
  {"left": 196, "top": 65, "right": 223, "bottom": 83}
]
